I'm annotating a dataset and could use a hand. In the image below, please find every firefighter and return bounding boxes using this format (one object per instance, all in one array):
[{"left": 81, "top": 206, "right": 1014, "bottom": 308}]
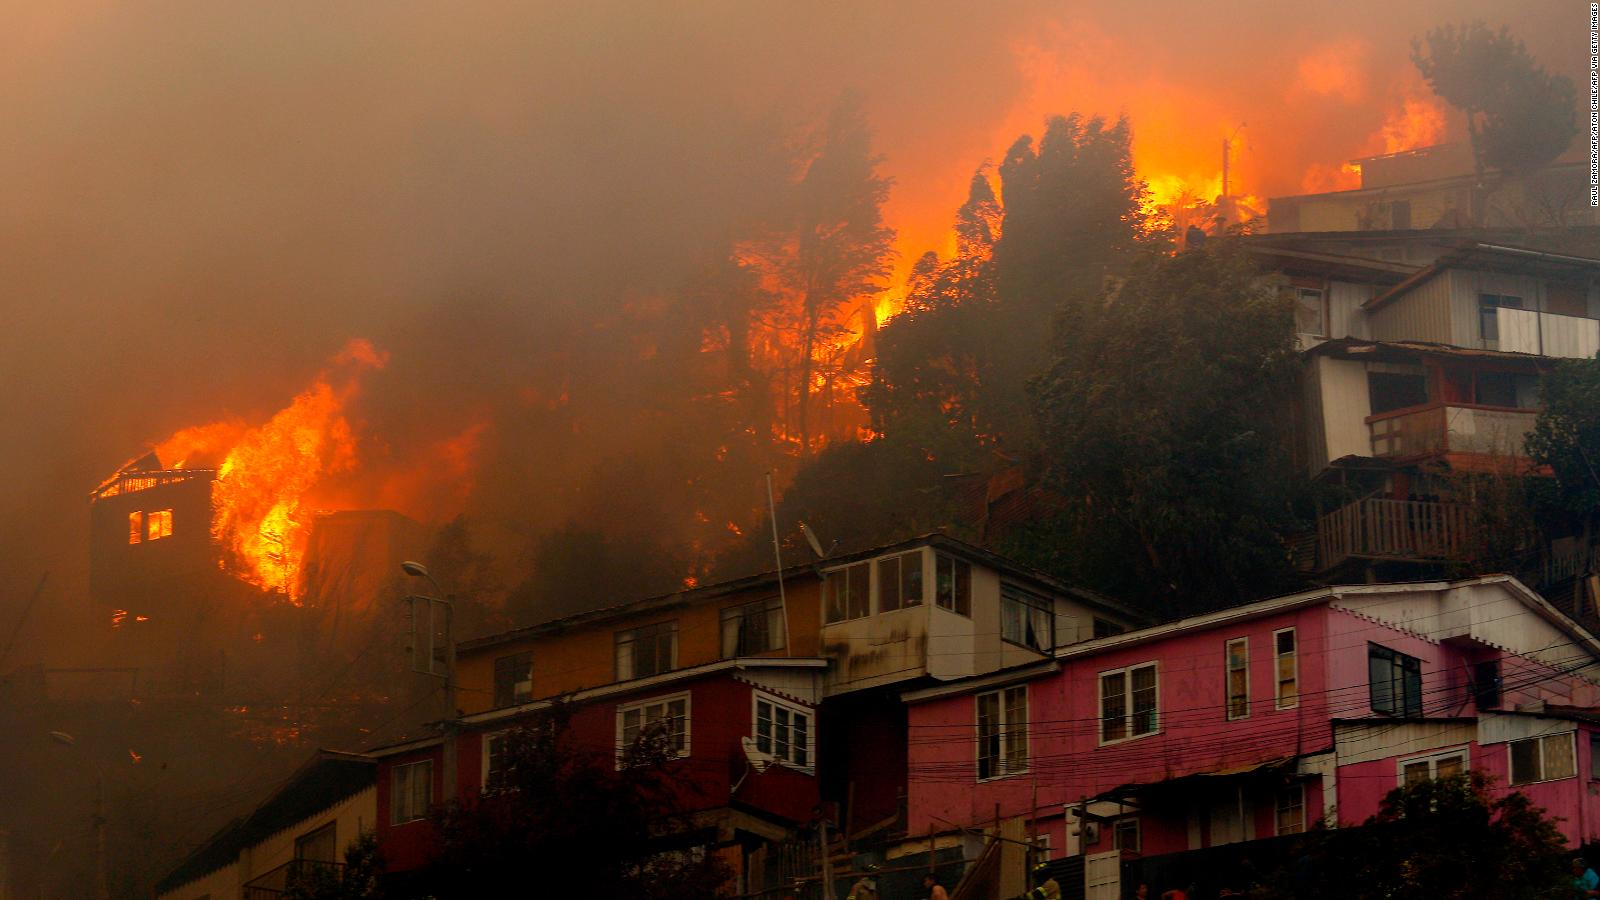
[
  {"left": 1021, "top": 862, "right": 1061, "bottom": 900},
  {"left": 846, "top": 864, "right": 880, "bottom": 900}
]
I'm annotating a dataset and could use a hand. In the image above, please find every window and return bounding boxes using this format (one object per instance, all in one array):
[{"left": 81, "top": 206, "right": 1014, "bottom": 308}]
[
  {"left": 1294, "top": 287, "right": 1326, "bottom": 336},
  {"left": 482, "top": 731, "right": 509, "bottom": 789},
  {"left": 1367, "top": 371, "right": 1428, "bottom": 414},
  {"left": 615, "top": 621, "right": 677, "bottom": 680},
  {"left": 1399, "top": 747, "right": 1467, "bottom": 785},
  {"left": 935, "top": 554, "right": 971, "bottom": 617},
  {"left": 147, "top": 509, "right": 172, "bottom": 541},
  {"left": 294, "top": 822, "right": 337, "bottom": 863},
  {"left": 1275, "top": 785, "right": 1305, "bottom": 835},
  {"left": 1473, "top": 372, "right": 1541, "bottom": 409},
  {"left": 877, "top": 552, "right": 924, "bottom": 612},
  {"left": 1479, "top": 293, "right": 1525, "bottom": 343},
  {"left": 1093, "top": 618, "right": 1125, "bottom": 639},
  {"left": 1509, "top": 733, "right": 1576, "bottom": 785},
  {"left": 721, "top": 597, "right": 785, "bottom": 656},
  {"left": 1100, "top": 663, "right": 1158, "bottom": 743},
  {"left": 493, "top": 652, "right": 534, "bottom": 708},
  {"left": 754, "top": 693, "right": 812, "bottom": 768},
  {"left": 1225, "top": 637, "right": 1249, "bottom": 720},
  {"left": 391, "top": 760, "right": 432, "bottom": 824},
  {"left": 1001, "top": 584, "right": 1053, "bottom": 652},
  {"left": 1274, "top": 628, "right": 1298, "bottom": 709},
  {"left": 1591, "top": 733, "right": 1600, "bottom": 781},
  {"left": 976, "top": 686, "right": 1029, "bottom": 779},
  {"left": 617, "top": 694, "right": 689, "bottom": 761},
  {"left": 128, "top": 511, "right": 142, "bottom": 545},
  {"left": 1112, "top": 818, "right": 1140, "bottom": 853},
  {"left": 823, "top": 562, "right": 871, "bottom": 623},
  {"left": 1368, "top": 644, "right": 1422, "bottom": 717},
  {"left": 1472, "top": 660, "right": 1502, "bottom": 710}
]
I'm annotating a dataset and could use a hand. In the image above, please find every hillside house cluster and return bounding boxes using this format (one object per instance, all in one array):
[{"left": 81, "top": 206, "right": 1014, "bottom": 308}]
[{"left": 153, "top": 153, "right": 1600, "bottom": 899}]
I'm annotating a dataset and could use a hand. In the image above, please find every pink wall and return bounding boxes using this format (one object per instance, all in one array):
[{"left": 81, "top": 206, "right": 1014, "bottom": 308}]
[{"left": 909, "top": 607, "right": 1332, "bottom": 836}]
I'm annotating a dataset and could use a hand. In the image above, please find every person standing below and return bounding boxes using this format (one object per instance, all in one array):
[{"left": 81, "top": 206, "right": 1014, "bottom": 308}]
[
  {"left": 923, "top": 872, "right": 950, "bottom": 900},
  {"left": 1573, "top": 857, "right": 1599, "bottom": 899}
]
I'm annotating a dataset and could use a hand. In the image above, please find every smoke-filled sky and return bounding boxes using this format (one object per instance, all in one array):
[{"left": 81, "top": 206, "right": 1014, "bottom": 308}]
[{"left": 0, "top": 0, "right": 1580, "bottom": 661}]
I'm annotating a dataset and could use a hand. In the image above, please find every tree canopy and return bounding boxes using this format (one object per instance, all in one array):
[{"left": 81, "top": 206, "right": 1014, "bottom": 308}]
[
  {"left": 1023, "top": 236, "right": 1306, "bottom": 615},
  {"left": 1266, "top": 772, "right": 1569, "bottom": 900},
  {"left": 1412, "top": 22, "right": 1579, "bottom": 177}
]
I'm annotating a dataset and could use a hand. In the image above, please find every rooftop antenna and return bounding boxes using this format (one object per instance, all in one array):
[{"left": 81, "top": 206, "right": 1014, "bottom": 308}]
[
  {"left": 764, "top": 472, "right": 792, "bottom": 655},
  {"left": 799, "top": 521, "right": 838, "bottom": 560}
]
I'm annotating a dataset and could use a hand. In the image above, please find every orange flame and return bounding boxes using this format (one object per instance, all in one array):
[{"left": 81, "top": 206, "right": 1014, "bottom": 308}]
[
  {"left": 140, "top": 339, "right": 388, "bottom": 602},
  {"left": 208, "top": 340, "right": 386, "bottom": 600},
  {"left": 1378, "top": 95, "right": 1447, "bottom": 155}
]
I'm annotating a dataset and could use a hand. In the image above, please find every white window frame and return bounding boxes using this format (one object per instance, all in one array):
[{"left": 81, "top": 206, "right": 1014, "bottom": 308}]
[
  {"left": 1294, "top": 286, "right": 1327, "bottom": 338},
  {"left": 480, "top": 730, "right": 508, "bottom": 791},
  {"left": 822, "top": 561, "right": 873, "bottom": 624},
  {"left": 1098, "top": 662, "right": 1160, "bottom": 745},
  {"left": 721, "top": 596, "right": 786, "bottom": 657},
  {"left": 1274, "top": 783, "right": 1306, "bottom": 836},
  {"left": 390, "top": 759, "right": 433, "bottom": 825},
  {"left": 1274, "top": 627, "right": 1299, "bottom": 710},
  {"left": 1225, "top": 637, "right": 1250, "bottom": 721},
  {"left": 615, "top": 692, "right": 691, "bottom": 766},
  {"left": 1509, "top": 732, "right": 1577, "bottom": 786},
  {"left": 751, "top": 691, "right": 814, "bottom": 772},
  {"left": 615, "top": 621, "right": 678, "bottom": 681},
  {"left": 975, "top": 685, "right": 1030, "bottom": 781},
  {"left": 1395, "top": 745, "right": 1470, "bottom": 786},
  {"left": 1001, "top": 583, "right": 1055, "bottom": 653}
]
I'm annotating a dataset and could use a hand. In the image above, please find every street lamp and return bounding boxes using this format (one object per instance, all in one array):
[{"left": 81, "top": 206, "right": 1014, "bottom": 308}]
[
  {"left": 401, "top": 561, "right": 458, "bottom": 803},
  {"left": 49, "top": 731, "right": 109, "bottom": 900}
]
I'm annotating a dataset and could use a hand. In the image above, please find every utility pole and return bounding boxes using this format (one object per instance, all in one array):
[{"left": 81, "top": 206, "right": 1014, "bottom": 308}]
[{"left": 402, "top": 561, "right": 457, "bottom": 803}]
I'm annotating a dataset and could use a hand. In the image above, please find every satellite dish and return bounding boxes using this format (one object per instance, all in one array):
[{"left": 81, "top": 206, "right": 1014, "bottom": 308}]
[
  {"left": 740, "top": 736, "right": 773, "bottom": 773},
  {"left": 798, "top": 522, "right": 837, "bottom": 560}
]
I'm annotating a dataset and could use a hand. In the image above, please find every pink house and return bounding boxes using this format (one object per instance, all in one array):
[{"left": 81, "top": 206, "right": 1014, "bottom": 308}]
[{"left": 903, "top": 576, "right": 1600, "bottom": 896}]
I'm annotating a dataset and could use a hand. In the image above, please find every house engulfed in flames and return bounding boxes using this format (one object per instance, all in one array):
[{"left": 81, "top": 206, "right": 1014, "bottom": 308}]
[{"left": 89, "top": 450, "right": 427, "bottom": 694}]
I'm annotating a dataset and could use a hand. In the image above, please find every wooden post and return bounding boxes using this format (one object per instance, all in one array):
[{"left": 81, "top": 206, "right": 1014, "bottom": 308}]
[{"left": 819, "top": 817, "right": 836, "bottom": 900}]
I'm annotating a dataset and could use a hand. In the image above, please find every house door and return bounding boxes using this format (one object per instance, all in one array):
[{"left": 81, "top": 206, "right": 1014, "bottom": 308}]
[{"left": 1085, "top": 850, "right": 1121, "bottom": 900}]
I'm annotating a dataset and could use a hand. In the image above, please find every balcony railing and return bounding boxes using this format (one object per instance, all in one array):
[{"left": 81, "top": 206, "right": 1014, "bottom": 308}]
[
  {"left": 1491, "top": 307, "right": 1600, "bottom": 359},
  {"left": 1317, "top": 497, "right": 1475, "bottom": 569},
  {"left": 242, "top": 859, "right": 345, "bottom": 900},
  {"left": 1368, "top": 403, "right": 1538, "bottom": 460}
]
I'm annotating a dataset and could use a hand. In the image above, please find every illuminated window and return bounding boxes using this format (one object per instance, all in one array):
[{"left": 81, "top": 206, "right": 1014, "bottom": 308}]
[
  {"left": 147, "top": 509, "right": 173, "bottom": 541},
  {"left": 128, "top": 511, "right": 143, "bottom": 545}
]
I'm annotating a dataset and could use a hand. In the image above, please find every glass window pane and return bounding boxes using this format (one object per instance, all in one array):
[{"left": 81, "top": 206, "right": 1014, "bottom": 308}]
[
  {"left": 1544, "top": 734, "right": 1576, "bottom": 780},
  {"left": 1435, "top": 755, "right": 1463, "bottom": 780},
  {"left": 848, "top": 564, "right": 871, "bottom": 619},
  {"left": 825, "top": 572, "right": 846, "bottom": 623},
  {"left": 901, "top": 553, "right": 923, "bottom": 606},
  {"left": 1403, "top": 761, "right": 1430, "bottom": 785},
  {"left": 1510, "top": 738, "right": 1541, "bottom": 785},
  {"left": 1101, "top": 674, "right": 1127, "bottom": 742},
  {"left": 1132, "top": 666, "right": 1158, "bottom": 735},
  {"left": 878, "top": 557, "right": 902, "bottom": 612}
]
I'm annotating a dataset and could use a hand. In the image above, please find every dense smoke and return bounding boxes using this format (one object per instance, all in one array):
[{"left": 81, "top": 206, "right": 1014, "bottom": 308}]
[{"left": 0, "top": 0, "right": 1579, "bottom": 662}]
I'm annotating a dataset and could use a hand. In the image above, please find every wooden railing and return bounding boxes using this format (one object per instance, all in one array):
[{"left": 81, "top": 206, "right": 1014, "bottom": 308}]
[
  {"left": 1318, "top": 497, "right": 1475, "bottom": 569},
  {"left": 1368, "top": 404, "right": 1537, "bottom": 460}
]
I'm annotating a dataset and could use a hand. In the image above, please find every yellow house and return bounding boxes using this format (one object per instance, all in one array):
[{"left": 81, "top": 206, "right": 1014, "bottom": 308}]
[{"left": 154, "top": 750, "right": 375, "bottom": 900}]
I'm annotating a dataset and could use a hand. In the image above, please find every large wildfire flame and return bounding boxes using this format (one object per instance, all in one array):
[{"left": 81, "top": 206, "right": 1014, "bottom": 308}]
[{"left": 149, "top": 339, "right": 388, "bottom": 601}]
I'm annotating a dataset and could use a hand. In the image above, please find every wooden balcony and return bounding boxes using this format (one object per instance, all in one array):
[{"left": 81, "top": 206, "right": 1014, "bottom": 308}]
[
  {"left": 1317, "top": 497, "right": 1474, "bottom": 569},
  {"left": 1368, "top": 403, "right": 1537, "bottom": 461},
  {"left": 242, "top": 859, "right": 344, "bottom": 899}
]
